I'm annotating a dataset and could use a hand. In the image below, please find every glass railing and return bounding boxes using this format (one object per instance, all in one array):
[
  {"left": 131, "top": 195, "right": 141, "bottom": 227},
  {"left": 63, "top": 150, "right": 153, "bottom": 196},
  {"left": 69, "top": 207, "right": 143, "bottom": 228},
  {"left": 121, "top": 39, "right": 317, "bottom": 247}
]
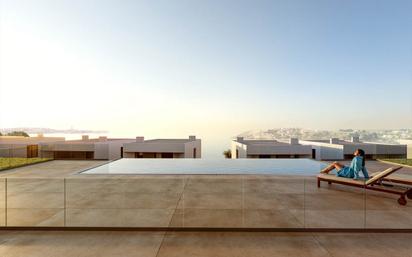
[
  {"left": 304, "top": 176, "right": 366, "bottom": 228},
  {"left": 0, "top": 174, "right": 410, "bottom": 229},
  {"left": 0, "top": 146, "right": 52, "bottom": 171},
  {"left": 0, "top": 151, "right": 410, "bottom": 229},
  {"left": 5, "top": 178, "right": 64, "bottom": 226}
]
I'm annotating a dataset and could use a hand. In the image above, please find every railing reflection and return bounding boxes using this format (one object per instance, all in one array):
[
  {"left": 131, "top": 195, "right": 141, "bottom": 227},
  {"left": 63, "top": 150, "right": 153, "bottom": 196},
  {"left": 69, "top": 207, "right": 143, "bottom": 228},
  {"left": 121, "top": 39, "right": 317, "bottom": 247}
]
[{"left": 0, "top": 146, "right": 52, "bottom": 171}]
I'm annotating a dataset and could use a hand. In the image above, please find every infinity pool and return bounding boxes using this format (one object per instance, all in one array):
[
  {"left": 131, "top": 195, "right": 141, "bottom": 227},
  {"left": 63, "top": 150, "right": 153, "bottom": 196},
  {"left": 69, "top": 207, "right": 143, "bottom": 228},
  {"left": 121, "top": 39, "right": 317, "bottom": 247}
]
[{"left": 81, "top": 158, "right": 326, "bottom": 175}]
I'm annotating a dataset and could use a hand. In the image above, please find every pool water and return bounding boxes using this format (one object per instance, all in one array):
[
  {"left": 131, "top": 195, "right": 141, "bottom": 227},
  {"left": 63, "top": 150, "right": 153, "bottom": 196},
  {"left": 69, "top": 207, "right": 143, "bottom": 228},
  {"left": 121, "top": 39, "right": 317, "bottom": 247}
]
[{"left": 81, "top": 158, "right": 326, "bottom": 175}]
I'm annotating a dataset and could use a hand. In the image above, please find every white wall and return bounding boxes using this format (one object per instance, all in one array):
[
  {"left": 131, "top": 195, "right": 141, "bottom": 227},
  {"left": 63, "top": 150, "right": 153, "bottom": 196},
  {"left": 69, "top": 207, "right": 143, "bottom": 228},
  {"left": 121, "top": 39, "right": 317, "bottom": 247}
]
[
  {"left": 106, "top": 139, "right": 135, "bottom": 160},
  {"left": 343, "top": 143, "right": 376, "bottom": 156},
  {"left": 123, "top": 142, "right": 185, "bottom": 153},
  {"left": 399, "top": 140, "right": 412, "bottom": 159},
  {"left": 374, "top": 144, "right": 407, "bottom": 156},
  {"left": 344, "top": 142, "right": 406, "bottom": 156},
  {"left": 246, "top": 144, "right": 312, "bottom": 155},
  {"left": 299, "top": 140, "right": 344, "bottom": 160},
  {"left": 318, "top": 145, "right": 344, "bottom": 160},
  {"left": 94, "top": 143, "right": 109, "bottom": 160},
  {"left": 231, "top": 141, "right": 247, "bottom": 159},
  {"left": 300, "top": 139, "right": 406, "bottom": 160},
  {"left": 184, "top": 139, "right": 201, "bottom": 158}
]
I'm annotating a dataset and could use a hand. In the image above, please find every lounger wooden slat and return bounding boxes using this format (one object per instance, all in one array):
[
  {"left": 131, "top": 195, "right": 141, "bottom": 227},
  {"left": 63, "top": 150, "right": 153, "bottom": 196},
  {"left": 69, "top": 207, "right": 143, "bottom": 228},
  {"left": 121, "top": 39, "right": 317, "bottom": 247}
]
[
  {"left": 370, "top": 172, "right": 412, "bottom": 186},
  {"left": 365, "top": 167, "right": 403, "bottom": 185},
  {"left": 317, "top": 166, "right": 412, "bottom": 205}
]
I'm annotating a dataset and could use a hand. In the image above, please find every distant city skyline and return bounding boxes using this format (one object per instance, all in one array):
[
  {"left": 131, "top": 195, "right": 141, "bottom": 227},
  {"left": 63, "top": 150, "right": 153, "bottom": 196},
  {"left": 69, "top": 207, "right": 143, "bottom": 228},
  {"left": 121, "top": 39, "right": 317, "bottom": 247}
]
[{"left": 1, "top": 0, "right": 411, "bottom": 158}]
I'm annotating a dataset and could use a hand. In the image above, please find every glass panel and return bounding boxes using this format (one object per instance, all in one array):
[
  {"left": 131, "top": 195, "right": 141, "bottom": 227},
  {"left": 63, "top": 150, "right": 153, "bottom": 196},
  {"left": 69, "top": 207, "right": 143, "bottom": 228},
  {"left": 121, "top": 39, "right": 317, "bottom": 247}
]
[
  {"left": 0, "top": 178, "right": 5, "bottom": 226},
  {"left": 174, "top": 176, "right": 244, "bottom": 228},
  {"left": 242, "top": 176, "right": 304, "bottom": 228},
  {"left": 11, "top": 146, "right": 28, "bottom": 168},
  {"left": 304, "top": 177, "right": 366, "bottom": 228},
  {"left": 0, "top": 148, "right": 11, "bottom": 170},
  {"left": 365, "top": 165, "right": 412, "bottom": 229},
  {"left": 174, "top": 176, "right": 304, "bottom": 228},
  {"left": 65, "top": 177, "right": 185, "bottom": 227},
  {"left": 3, "top": 159, "right": 411, "bottom": 230},
  {"left": 6, "top": 178, "right": 64, "bottom": 227}
]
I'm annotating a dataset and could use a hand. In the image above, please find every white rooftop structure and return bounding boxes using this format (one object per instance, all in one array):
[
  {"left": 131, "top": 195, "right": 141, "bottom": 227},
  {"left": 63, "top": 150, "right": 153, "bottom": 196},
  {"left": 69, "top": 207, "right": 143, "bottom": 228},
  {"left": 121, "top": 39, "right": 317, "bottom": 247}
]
[
  {"left": 123, "top": 136, "right": 201, "bottom": 158},
  {"left": 39, "top": 135, "right": 136, "bottom": 160},
  {"left": 300, "top": 137, "right": 407, "bottom": 160},
  {"left": 399, "top": 139, "right": 412, "bottom": 159},
  {"left": 0, "top": 135, "right": 65, "bottom": 158},
  {"left": 231, "top": 137, "right": 312, "bottom": 159}
]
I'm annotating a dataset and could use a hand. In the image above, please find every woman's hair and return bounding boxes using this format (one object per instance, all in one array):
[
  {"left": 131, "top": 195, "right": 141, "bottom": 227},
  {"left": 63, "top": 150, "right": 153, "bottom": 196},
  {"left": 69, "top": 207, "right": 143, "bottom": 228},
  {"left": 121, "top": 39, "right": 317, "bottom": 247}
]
[{"left": 357, "top": 149, "right": 366, "bottom": 167}]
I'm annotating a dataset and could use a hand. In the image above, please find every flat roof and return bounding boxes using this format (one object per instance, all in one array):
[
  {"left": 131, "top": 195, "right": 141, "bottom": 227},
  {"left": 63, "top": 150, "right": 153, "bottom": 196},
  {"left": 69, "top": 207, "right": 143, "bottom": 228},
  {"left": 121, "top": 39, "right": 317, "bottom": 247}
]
[
  {"left": 144, "top": 139, "right": 195, "bottom": 143},
  {"left": 302, "top": 139, "right": 330, "bottom": 143},
  {"left": 53, "top": 138, "right": 134, "bottom": 144},
  {"left": 235, "top": 139, "right": 295, "bottom": 146},
  {"left": 304, "top": 139, "right": 401, "bottom": 146}
]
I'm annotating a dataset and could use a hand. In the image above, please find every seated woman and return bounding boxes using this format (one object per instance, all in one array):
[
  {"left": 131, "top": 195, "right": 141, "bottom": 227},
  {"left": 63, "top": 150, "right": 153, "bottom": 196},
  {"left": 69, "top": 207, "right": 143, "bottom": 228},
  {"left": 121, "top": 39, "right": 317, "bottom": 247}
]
[{"left": 320, "top": 149, "right": 369, "bottom": 179}]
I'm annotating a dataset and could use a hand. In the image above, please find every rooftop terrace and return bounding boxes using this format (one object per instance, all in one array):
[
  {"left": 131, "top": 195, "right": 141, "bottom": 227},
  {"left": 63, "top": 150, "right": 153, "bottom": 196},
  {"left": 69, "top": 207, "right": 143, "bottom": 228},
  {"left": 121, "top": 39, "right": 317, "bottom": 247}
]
[{"left": 0, "top": 160, "right": 411, "bottom": 256}]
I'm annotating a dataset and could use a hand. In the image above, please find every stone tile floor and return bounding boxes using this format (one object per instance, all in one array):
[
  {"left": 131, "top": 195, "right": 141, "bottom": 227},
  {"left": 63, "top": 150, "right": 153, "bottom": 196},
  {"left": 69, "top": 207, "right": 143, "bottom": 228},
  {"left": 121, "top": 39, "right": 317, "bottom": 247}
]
[{"left": 0, "top": 231, "right": 411, "bottom": 257}]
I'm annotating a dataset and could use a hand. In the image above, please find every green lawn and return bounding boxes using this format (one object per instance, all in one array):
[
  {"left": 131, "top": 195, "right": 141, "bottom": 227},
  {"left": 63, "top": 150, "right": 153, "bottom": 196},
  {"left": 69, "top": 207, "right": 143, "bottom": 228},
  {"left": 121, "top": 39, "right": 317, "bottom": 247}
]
[
  {"left": 380, "top": 159, "right": 412, "bottom": 167},
  {"left": 0, "top": 157, "right": 52, "bottom": 171}
]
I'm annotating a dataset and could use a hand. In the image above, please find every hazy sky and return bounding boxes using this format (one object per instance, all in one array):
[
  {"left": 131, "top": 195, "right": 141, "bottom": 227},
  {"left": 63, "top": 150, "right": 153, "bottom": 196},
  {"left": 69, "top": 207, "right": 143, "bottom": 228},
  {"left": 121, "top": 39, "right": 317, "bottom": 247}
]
[{"left": 0, "top": 0, "right": 411, "bottom": 157}]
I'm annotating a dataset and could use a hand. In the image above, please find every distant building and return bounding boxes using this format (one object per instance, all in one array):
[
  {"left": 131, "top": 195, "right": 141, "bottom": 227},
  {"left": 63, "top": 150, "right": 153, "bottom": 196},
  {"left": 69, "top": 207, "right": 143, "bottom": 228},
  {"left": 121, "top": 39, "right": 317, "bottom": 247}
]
[
  {"left": 300, "top": 137, "right": 407, "bottom": 160},
  {"left": 123, "top": 136, "right": 201, "bottom": 158},
  {"left": 39, "top": 135, "right": 135, "bottom": 160},
  {"left": 231, "top": 137, "right": 312, "bottom": 159},
  {"left": 0, "top": 134, "right": 65, "bottom": 158},
  {"left": 399, "top": 139, "right": 412, "bottom": 159}
]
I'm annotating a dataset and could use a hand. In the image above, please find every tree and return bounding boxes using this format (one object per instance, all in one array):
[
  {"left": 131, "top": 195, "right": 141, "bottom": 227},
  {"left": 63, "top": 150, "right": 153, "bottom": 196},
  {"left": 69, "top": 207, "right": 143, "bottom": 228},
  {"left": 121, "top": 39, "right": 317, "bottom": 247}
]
[
  {"left": 7, "top": 131, "right": 30, "bottom": 137},
  {"left": 223, "top": 149, "right": 232, "bottom": 159},
  {"left": 0, "top": 132, "right": 2, "bottom": 136}
]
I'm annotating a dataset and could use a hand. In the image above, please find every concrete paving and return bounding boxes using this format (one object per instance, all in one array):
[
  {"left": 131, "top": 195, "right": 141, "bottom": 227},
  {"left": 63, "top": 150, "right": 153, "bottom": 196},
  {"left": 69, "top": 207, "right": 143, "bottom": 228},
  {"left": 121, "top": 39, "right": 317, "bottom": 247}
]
[{"left": 0, "top": 231, "right": 411, "bottom": 257}]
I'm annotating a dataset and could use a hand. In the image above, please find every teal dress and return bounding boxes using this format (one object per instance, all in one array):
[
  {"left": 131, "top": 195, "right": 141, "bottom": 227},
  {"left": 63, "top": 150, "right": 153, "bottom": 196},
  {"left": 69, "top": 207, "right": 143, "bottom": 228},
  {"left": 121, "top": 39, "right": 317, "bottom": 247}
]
[{"left": 337, "top": 156, "right": 369, "bottom": 179}]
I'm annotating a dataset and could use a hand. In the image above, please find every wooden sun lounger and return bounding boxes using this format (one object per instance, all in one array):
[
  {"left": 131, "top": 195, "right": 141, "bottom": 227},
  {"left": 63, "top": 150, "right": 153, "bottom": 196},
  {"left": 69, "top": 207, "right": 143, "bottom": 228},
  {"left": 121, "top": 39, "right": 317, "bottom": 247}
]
[
  {"left": 370, "top": 172, "right": 412, "bottom": 186},
  {"left": 317, "top": 166, "right": 412, "bottom": 205}
]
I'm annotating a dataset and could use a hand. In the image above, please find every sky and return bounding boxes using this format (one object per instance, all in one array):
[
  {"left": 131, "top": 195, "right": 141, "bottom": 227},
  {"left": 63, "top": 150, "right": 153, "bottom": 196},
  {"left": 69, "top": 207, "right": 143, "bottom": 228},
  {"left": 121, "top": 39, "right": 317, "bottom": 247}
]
[{"left": 0, "top": 0, "right": 411, "bottom": 157}]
